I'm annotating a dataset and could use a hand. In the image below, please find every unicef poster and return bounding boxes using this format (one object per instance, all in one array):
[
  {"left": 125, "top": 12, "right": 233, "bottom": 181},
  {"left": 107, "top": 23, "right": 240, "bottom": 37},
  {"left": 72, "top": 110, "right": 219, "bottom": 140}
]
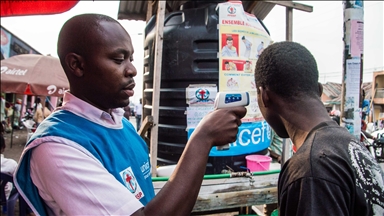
[
  {"left": 185, "top": 2, "right": 273, "bottom": 157},
  {"left": 217, "top": 1, "right": 271, "bottom": 122}
]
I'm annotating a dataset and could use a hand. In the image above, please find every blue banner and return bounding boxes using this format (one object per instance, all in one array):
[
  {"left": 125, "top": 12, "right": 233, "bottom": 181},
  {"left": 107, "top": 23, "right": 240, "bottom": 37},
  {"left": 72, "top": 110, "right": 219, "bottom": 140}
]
[{"left": 187, "top": 121, "right": 271, "bottom": 156}]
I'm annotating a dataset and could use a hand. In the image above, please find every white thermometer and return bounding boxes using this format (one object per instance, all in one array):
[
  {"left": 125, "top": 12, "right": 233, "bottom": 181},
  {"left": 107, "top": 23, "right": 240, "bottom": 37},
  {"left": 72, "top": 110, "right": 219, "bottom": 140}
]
[{"left": 214, "top": 92, "right": 249, "bottom": 150}]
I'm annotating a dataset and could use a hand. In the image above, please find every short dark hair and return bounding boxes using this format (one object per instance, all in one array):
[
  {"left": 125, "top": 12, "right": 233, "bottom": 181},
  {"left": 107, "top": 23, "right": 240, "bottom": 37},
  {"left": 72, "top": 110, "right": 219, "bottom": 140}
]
[
  {"left": 58, "top": 13, "right": 121, "bottom": 62},
  {"left": 226, "top": 36, "right": 233, "bottom": 41},
  {"left": 255, "top": 41, "right": 319, "bottom": 100}
]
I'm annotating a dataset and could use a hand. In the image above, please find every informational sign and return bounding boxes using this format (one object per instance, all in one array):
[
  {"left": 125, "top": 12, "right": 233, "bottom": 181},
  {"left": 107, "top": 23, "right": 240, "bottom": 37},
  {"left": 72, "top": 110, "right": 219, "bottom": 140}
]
[
  {"left": 344, "top": 5, "right": 363, "bottom": 57},
  {"left": 188, "top": 1, "right": 272, "bottom": 156},
  {"left": 350, "top": 20, "right": 364, "bottom": 57},
  {"left": 217, "top": 1, "right": 271, "bottom": 122},
  {"left": 186, "top": 106, "right": 214, "bottom": 129},
  {"left": 188, "top": 121, "right": 271, "bottom": 157},
  {"left": 186, "top": 84, "right": 217, "bottom": 106},
  {"left": 184, "top": 2, "right": 273, "bottom": 157},
  {"left": 185, "top": 84, "right": 217, "bottom": 129},
  {"left": 341, "top": 58, "right": 361, "bottom": 139}
]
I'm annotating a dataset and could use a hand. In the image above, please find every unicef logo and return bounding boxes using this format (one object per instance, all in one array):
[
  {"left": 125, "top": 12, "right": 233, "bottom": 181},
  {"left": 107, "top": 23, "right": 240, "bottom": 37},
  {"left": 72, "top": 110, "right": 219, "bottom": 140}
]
[
  {"left": 195, "top": 88, "right": 210, "bottom": 100},
  {"left": 227, "top": 6, "right": 236, "bottom": 14}
]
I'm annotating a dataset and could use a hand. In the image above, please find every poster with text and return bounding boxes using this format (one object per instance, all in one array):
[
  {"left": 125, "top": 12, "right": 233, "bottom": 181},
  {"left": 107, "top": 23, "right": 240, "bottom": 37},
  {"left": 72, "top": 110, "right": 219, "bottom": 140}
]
[
  {"left": 218, "top": 1, "right": 272, "bottom": 122},
  {"left": 350, "top": 20, "right": 364, "bottom": 57},
  {"left": 341, "top": 59, "right": 361, "bottom": 139},
  {"left": 185, "top": 84, "right": 217, "bottom": 129}
]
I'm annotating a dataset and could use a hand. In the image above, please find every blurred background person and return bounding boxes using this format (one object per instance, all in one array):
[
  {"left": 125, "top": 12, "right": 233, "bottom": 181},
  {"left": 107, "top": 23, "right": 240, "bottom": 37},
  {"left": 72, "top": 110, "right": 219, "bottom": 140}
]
[
  {"left": 33, "top": 98, "right": 51, "bottom": 127},
  {"left": 330, "top": 109, "right": 340, "bottom": 125},
  {"left": 1, "top": 134, "right": 18, "bottom": 199},
  {"left": 5, "top": 102, "right": 14, "bottom": 133},
  {"left": 1, "top": 94, "right": 6, "bottom": 133},
  {"left": 33, "top": 98, "right": 43, "bottom": 127},
  {"left": 134, "top": 98, "right": 142, "bottom": 131},
  {"left": 13, "top": 98, "right": 22, "bottom": 129},
  {"left": 123, "top": 105, "right": 131, "bottom": 120}
]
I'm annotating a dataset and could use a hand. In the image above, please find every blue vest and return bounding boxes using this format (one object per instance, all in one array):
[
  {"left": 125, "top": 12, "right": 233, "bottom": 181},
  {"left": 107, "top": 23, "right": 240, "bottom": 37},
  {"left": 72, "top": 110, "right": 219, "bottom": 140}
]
[{"left": 14, "top": 110, "right": 155, "bottom": 215}]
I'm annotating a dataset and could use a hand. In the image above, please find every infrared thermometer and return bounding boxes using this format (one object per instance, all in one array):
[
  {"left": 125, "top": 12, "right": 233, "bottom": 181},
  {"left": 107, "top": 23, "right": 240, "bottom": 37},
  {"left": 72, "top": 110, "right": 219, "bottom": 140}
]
[{"left": 214, "top": 92, "right": 250, "bottom": 150}]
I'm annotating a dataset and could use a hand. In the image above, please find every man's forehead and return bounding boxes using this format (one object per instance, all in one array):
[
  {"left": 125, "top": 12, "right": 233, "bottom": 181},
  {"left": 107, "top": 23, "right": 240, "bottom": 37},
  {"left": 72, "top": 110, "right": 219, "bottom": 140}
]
[{"left": 94, "top": 21, "right": 132, "bottom": 44}]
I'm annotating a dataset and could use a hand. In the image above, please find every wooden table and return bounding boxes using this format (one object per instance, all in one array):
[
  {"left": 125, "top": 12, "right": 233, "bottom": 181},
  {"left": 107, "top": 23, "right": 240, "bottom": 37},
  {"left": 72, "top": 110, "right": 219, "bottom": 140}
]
[{"left": 153, "top": 163, "right": 280, "bottom": 214}]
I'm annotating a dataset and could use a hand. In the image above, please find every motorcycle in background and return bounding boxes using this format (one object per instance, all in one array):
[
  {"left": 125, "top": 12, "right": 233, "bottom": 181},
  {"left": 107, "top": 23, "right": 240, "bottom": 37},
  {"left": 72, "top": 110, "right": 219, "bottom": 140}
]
[
  {"left": 18, "top": 109, "right": 34, "bottom": 129},
  {"left": 361, "top": 131, "right": 384, "bottom": 163}
]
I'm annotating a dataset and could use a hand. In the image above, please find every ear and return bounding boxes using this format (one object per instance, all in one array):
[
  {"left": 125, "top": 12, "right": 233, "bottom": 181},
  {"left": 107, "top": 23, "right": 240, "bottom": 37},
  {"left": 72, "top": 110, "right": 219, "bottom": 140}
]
[
  {"left": 258, "top": 86, "right": 271, "bottom": 108},
  {"left": 317, "top": 82, "right": 323, "bottom": 97},
  {"left": 65, "top": 53, "right": 84, "bottom": 77}
]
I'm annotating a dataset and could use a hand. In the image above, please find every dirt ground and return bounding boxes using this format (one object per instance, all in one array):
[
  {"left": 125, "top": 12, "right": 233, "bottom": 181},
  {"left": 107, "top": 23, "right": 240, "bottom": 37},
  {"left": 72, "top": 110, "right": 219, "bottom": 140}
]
[{"left": 2, "top": 127, "right": 29, "bottom": 162}]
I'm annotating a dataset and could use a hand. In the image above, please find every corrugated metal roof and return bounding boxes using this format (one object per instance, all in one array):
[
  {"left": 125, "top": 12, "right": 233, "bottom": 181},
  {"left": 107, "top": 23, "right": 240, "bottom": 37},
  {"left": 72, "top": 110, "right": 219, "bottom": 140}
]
[
  {"left": 117, "top": 1, "right": 276, "bottom": 21},
  {"left": 118, "top": 1, "right": 149, "bottom": 21},
  {"left": 323, "top": 82, "right": 372, "bottom": 105},
  {"left": 248, "top": 1, "right": 276, "bottom": 20},
  {"left": 322, "top": 82, "right": 341, "bottom": 99}
]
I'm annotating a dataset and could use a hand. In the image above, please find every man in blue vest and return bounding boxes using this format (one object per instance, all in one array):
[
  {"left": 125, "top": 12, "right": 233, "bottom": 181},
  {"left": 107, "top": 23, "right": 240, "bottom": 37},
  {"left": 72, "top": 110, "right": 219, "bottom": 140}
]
[{"left": 14, "top": 13, "right": 246, "bottom": 215}]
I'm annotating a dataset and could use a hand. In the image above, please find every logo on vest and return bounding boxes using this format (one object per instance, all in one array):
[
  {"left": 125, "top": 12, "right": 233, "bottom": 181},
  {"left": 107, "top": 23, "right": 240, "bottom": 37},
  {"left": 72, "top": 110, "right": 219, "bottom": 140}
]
[{"left": 120, "top": 167, "right": 145, "bottom": 200}]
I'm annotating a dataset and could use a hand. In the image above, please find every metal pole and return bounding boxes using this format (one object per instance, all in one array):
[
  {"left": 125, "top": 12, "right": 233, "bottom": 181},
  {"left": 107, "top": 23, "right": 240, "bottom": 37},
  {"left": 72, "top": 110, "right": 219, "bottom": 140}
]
[
  {"left": 10, "top": 94, "right": 15, "bottom": 148},
  {"left": 281, "top": 139, "right": 291, "bottom": 168},
  {"left": 150, "top": 0, "right": 166, "bottom": 177},
  {"left": 281, "top": 6, "right": 294, "bottom": 167},
  {"left": 340, "top": 1, "right": 364, "bottom": 138}
]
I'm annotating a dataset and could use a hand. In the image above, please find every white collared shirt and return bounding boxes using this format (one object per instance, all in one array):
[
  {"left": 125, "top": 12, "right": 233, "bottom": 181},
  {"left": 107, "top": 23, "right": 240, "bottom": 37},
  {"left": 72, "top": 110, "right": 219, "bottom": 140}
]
[{"left": 30, "top": 92, "right": 143, "bottom": 215}]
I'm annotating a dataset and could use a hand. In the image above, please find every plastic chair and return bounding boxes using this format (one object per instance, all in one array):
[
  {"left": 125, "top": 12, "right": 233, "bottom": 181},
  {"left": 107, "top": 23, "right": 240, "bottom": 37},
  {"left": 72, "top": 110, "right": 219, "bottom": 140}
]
[{"left": 1, "top": 173, "right": 27, "bottom": 216}]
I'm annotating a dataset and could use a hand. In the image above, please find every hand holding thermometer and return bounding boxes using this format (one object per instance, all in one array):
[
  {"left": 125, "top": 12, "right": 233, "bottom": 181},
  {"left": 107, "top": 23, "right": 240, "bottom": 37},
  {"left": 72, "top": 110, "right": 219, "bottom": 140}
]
[{"left": 214, "top": 92, "right": 250, "bottom": 150}]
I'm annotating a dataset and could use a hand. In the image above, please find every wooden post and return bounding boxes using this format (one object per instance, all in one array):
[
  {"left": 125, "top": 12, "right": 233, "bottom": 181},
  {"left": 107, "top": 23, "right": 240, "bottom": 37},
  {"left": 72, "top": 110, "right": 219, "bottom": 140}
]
[
  {"left": 150, "top": 0, "right": 166, "bottom": 177},
  {"left": 266, "top": 1, "right": 313, "bottom": 13},
  {"left": 146, "top": 0, "right": 154, "bottom": 22},
  {"left": 285, "top": 7, "right": 293, "bottom": 41}
]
